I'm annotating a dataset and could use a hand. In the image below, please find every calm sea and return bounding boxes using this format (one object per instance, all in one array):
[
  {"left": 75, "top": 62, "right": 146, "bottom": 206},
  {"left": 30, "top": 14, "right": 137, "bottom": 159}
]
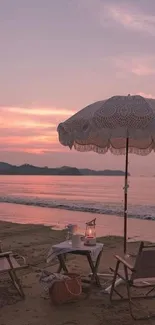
[{"left": 0, "top": 175, "right": 154, "bottom": 221}]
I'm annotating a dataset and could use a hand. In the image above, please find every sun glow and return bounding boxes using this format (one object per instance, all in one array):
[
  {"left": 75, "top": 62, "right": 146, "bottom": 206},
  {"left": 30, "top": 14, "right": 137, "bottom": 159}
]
[
  {"left": 7, "top": 107, "right": 75, "bottom": 116},
  {"left": 0, "top": 106, "right": 72, "bottom": 154}
]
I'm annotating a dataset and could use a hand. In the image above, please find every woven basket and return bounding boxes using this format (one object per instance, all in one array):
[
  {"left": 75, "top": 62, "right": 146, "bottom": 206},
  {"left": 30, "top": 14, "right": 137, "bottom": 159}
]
[{"left": 49, "top": 273, "right": 82, "bottom": 305}]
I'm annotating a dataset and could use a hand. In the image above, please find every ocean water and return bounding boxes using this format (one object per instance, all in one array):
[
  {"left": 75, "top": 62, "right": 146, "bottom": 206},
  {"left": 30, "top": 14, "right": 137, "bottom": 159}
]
[{"left": 0, "top": 175, "right": 154, "bottom": 221}]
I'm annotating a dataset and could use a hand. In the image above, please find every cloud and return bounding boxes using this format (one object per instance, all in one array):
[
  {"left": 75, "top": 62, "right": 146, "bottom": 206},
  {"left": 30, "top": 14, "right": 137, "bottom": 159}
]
[
  {"left": 136, "top": 92, "right": 155, "bottom": 99},
  {"left": 4, "top": 107, "right": 75, "bottom": 116},
  {"left": 0, "top": 126, "right": 55, "bottom": 137},
  {"left": 103, "top": 3, "right": 155, "bottom": 35},
  {"left": 0, "top": 106, "right": 74, "bottom": 155},
  {"left": 131, "top": 64, "right": 155, "bottom": 76},
  {"left": 113, "top": 56, "right": 155, "bottom": 76}
]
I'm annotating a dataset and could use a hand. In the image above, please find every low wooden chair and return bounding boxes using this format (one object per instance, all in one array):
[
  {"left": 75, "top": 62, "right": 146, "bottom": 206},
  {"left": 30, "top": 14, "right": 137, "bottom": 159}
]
[
  {"left": 110, "top": 242, "right": 155, "bottom": 320},
  {"left": 0, "top": 250, "right": 28, "bottom": 298}
]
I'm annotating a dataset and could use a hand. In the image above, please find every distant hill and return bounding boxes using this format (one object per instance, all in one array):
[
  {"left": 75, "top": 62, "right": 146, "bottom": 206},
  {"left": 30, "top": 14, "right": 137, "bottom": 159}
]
[
  {"left": 0, "top": 162, "right": 13, "bottom": 171},
  {"left": 80, "top": 168, "right": 130, "bottom": 176},
  {"left": 0, "top": 162, "right": 130, "bottom": 176},
  {"left": 0, "top": 162, "right": 81, "bottom": 176}
]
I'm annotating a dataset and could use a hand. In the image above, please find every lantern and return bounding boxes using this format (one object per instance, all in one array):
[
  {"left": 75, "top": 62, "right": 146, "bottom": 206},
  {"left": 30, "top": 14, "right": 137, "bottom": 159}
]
[{"left": 84, "top": 218, "right": 96, "bottom": 246}]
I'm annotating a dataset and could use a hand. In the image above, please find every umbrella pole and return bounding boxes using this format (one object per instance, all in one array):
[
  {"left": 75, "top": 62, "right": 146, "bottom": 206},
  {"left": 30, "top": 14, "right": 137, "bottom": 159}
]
[{"left": 124, "top": 137, "right": 129, "bottom": 254}]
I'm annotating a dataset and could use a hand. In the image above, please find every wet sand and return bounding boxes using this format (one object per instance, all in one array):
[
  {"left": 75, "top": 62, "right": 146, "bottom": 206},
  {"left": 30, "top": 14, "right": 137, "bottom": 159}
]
[{"left": 0, "top": 202, "right": 155, "bottom": 242}]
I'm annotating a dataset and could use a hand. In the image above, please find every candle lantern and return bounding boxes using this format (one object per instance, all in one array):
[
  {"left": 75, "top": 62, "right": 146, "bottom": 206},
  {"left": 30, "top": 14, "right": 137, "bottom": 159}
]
[{"left": 84, "top": 218, "right": 96, "bottom": 246}]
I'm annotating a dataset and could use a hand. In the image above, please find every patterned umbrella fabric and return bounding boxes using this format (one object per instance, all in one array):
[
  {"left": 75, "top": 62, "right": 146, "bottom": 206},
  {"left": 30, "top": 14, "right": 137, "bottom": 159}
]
[
  {"left": 57, "top": 95, "right": 155, "bottom": 253},
  {"left": 58, "top": 95, "right": 155, "bottom": 155}
]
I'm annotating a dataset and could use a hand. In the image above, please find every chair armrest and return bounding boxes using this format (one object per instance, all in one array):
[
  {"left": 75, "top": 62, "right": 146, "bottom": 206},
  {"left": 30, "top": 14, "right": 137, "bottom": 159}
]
[
  {"left": 0, "top": 251, "right": 27, "bottom": 267},
  {"left": 0, "top": 251, "right": 12, "bottom": 257},
  {"left": 143, "top": 244, "right": 155, "bottom": 248},
  {"left": 115, "top": 255, "right": 135, "bottom": 271},
  {"left": 13, "top": 254, "right": 27, "bottom": 266}
]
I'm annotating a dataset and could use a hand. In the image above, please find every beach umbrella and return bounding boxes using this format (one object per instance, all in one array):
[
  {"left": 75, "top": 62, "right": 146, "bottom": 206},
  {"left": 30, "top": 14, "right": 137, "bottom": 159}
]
[{"left": 57, "top": 95, "right": 155, "bottom": 254}]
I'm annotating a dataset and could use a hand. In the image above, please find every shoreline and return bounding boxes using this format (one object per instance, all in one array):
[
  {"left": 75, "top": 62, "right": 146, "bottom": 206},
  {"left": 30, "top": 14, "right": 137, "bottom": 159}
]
[
  {"left": 0, "top": 202, "right": 155, "bottom": 243},
  {"left": 0, "top": 197, "right": 154, "bottom": 221}
]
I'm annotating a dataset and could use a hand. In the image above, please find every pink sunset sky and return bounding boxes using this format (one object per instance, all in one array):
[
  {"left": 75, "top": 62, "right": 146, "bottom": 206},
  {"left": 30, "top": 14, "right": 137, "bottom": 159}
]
[{"left": 1, "top": 0, "right": 155, "bottom": 176}]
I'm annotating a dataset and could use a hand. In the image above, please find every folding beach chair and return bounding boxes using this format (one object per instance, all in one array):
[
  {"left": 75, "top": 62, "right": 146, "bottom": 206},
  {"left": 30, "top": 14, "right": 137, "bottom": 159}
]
[
  {"left": 0, "top": 251, "right": 28, "bottom": 298},
  {"left": 110, "top": 242, "right": 155, "bottom": 320}
]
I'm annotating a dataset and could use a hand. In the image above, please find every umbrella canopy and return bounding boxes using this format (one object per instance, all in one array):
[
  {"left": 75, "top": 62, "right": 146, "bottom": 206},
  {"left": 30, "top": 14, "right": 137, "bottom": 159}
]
[
  {"left": 57, "top": 95, "right": 155, "bottom": 253},
  {"left": 58, "top": 95, "right": 155, "bottom": 154}
]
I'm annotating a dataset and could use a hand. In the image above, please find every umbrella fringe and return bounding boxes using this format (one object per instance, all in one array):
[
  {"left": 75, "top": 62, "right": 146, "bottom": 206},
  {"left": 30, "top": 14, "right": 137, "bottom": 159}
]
[{"left": 73, "top": 142, "right": 155, "bottom": 156}]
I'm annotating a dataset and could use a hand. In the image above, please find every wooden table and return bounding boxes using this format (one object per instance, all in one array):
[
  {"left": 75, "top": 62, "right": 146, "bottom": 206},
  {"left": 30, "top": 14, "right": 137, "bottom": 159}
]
[{"left": 49, "top": 241, "right": 104, "bottom": 287}]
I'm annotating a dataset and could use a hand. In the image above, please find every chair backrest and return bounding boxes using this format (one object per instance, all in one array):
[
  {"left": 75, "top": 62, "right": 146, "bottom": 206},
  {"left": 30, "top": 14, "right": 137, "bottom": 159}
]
[{"left": 131, "top": 242, "right": 155, "bottom": 281}]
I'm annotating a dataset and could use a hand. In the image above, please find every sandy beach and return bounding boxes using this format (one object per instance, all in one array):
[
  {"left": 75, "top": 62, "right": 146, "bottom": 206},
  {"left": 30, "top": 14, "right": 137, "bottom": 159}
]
[{"left": 0, "top": 219, "right": 155, "bottom": 325}]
